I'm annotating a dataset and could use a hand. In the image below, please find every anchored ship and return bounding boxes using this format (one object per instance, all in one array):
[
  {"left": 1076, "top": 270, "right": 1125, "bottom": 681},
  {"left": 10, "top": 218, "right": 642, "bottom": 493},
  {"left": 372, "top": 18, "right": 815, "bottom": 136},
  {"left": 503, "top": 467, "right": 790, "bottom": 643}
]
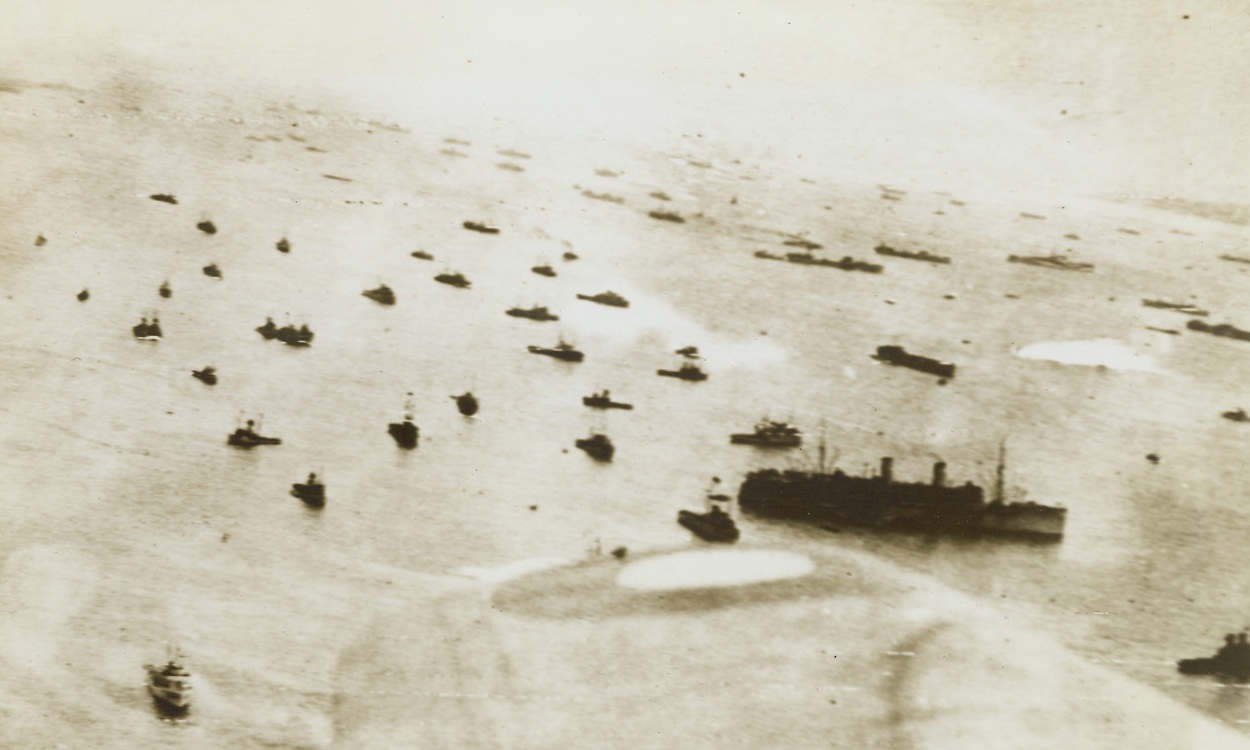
[
  {"left": 462, "top": 221, "right": 500, "bottom": 234},
  {"left": 737, "top": 444, "right": 1066, "bottom": 540},
  {"left": 132, "top": 317, "right": 163, "bottom": 341},
  {"left": 575, "top": 432, "right": 614, "bottom": 462},
  {"left": 362, "top": 284, "right": 396, "bottom": 305},
  {"left": 192, "top": 366, "right": 217, "bottom": 386},
  {"left": 227, "top": 419, "right": 281, "bottom": 448},
  {"left": 678, "top": 481, "right": 740, "bottom": 543},
  {"left": 291, "top": 473, "right": 325, "bottom": 509},
  {"left": 874, "top": 243, "right": 951, "bottom": 264},
  {"left": 388, "top": 394, "right": 419, "bottom": 449},
  {"left": 452, "top": 391, "right": 479, "bottom": 416},
  {"left": 531, "top": 264, "right": 556, "bottom": 277},
  {"left": 731, "top": 419, "right": 802, "bottom": 448},
  {"left": 1007, "top": 253, "right": 1094, "bottom": 272},
  {"left": 648, "top": 210, "right": 685, "bottom": 223},
  {"left": 202, "top": 263, "right": 222, "bottom": 279},
  {"left": 434, "top": 271, "right": 471, "bottom": 288},
  {"left": 657, "top": 361, "right": 707, "bottom": 381},
  {"left": 528, "top": 339, "right": 584, "bottom": 362},
  {"left": 785, "top": 252, "right": 883, "bottom": 274},
  {"left": 506, "top": 305, "right": 558, "bottom": 321},
  {"left": 576, "top": 291, "right": 629, "bottom": 308},
  {"left": 872, "top": 345, "right": 955, "bottom": 379}
]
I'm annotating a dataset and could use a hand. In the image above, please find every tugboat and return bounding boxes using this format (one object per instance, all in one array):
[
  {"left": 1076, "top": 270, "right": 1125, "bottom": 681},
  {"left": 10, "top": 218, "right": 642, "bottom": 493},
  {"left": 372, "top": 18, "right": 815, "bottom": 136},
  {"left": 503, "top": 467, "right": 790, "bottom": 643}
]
[
  {"left": 730, "top": 419, "right": 802, "bottom": 448},
  {"left": 678, "top": 480, "right": 740, "bottom": 543},
  {"left": 196, "top": 220, "right": 217, "bottom": 235},
  {"left": 506, "top": 305, "right": 559, "bottom": 321},
  {"left": 362, "top": 284, "right": 396, "bottom": 305},
  {"left": 202, "top": 263, "right": 222, "bottom": 279},
  {"left": 657, "top": 361, "right": 707, "bottom": 381},
  {"left": 276, "top": 237, "right": 290, "bottom": 253},
  {"left": 527, "top": 339, "right": 584, "bottom": 362},
  {"left": 291, "top": 472, "right": 325, "bottom": 508},
  {"left": 434, "top": 271, "right": 471, "bottom": 289},
  {"left": 411, "top": 250, "right": 434, "bottom": 260},
  {"left": 145, "top": 655, "right": 192, "bottom": 715},
  {"left": 388, "top": 395, "right": 419, "bottom": 449},
  {"left": 227, "top": 419, "right": 281, "bottom": 448},
  {"left": 452, "top": 392, "right": 479, "bottom": 416},
  {"left": 1178, "top": 632, "right": 1250, "bottom": 682},
  {"left": 192, "top": 366, "right": 217, "bottom": 386},
  {"left": 132, "top": 316, "right": 163, "bottom": 341},
  {"left": 531, "top": 264, "right": 557, "bottom": 277},
  {"left": 462, "top": 221, "right": 500, "bottom": 234},
  {"left": 582, "top": 390, "right": 633, "bottom": 410},
  {"left": 575, "top": 432, "right": 614, "bottom": 462},
  {"left": 576, "top": 291, "right": 629, "bottom": 308},
  {"left": 1223, "top": 408, "right": 1249, "bottom": 423},
  {"left": 77, "top": 288, "right": 89, "bottom": 302},
  {"left": 159, "top": 280, "right": 171, "bottom": 298}
]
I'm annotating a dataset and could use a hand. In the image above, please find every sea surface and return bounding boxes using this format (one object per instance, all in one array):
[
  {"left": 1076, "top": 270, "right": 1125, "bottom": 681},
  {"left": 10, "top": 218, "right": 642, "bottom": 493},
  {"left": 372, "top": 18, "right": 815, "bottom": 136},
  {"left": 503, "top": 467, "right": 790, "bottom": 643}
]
[{"left": 3, "top": 75, "right": 1250, "bottom": 747}]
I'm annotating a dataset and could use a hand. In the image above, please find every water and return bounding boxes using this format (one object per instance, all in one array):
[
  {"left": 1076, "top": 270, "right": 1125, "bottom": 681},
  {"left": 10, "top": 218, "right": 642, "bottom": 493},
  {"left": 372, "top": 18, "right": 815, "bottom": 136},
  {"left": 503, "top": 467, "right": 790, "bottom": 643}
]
[{"left": 3, "top": 75, "right": 1250, "bottom": 747}]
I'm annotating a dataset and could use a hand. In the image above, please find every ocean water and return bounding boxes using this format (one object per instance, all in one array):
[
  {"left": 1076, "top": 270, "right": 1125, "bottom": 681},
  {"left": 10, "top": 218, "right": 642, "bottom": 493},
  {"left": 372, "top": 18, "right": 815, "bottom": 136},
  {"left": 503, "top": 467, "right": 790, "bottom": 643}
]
[{"left": 3, "top": 75, "right": 1250, "bottom": 747}]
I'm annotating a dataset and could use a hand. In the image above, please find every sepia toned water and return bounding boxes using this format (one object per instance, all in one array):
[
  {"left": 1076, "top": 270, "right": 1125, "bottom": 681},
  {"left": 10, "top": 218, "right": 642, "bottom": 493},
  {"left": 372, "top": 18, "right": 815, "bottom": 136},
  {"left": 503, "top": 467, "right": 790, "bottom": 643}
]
[{"left": 3, "top": 76, "right": 1250, "bottom": 747}]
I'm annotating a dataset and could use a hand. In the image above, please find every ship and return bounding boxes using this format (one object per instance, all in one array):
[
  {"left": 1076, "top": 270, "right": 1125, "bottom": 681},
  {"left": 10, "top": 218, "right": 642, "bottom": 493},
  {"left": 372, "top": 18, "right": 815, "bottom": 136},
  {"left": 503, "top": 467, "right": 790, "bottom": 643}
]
[
  {"left": 675, "top": 345, "right": 701, "bottom": 359},
  {"left": 785, "top": 252, "right": 884, "bottom": 274},
  {"left": 737, "top": 445, "right": 1066, "bottom": 540},
  {"left": 531, "top": 264, "right": 556, "bottom": 277},
  {"left": 874, "top": 243, "right": 952, "bottom": 264},
  {"left": 678, "top": 479, "right": 740, "bottom": 542},
  {"left": 291, "top": 472, "right": 325, "bottom": 508},
  {"left": 159, "top": 280, "right": 171, "bottom": 298},
  {"left": 434, "top": 272, "right": 471, "bottom": 288},
  {"left": 463, "top": 221, "right": 500, "bottom": 234},
  {"left": 648, "top": 210, "right": 685, "bottom": 223},
  {"left": 1006, "top": 253, "right": 1094, "bottom": 272},
  {"left": 1141, "top": 299, "right": 1208, "bottom": 316},
  {"left": 575, "top": 432, "right": 614, "bottom": 462},
  {"left": 452, "top": 391, "right": 479, "bottom": 416},
  {"left": 132, "top": 317, "right": 163, "bottom": 341},
  {"left": 77, "top": 288, "right": 89, "bottom": 301},
  {"left": 362, "top": 284, "right": 396, "bottom": 305},
  {"left": 783, "top": 239, "right": 822, "bottom": 250},
  {"left": 657, "top": 361, "right": 707, "bottom": 381},
  {"left": 192, "top": 366, "right": 217, "bottom": 386},
  {"left": 275, "top": 323, "right": 314, "bottom": 347},
  {"left": 582, "top": 390, "right": 633, "bottom": 410},
  {"left": 576, "top": 291, "right": 629, "bottom": 308},
  {"left": 276, "top": 237, "right": 290, "bottom": 253},
  {"left": 411, "top": 250, "right": 434, "bottom": 260},
  {"left": 1178, "top": 632, "right": 1250, "bottom": 682},
  {"left": 1219, "top": 254, "right": 1250, "bottom": 265},
  {"left": 227, "top": 419, "right": 281, "bottom": 448},
  {"left": 730, "top": 419, "right": 802, "bottom": 448},
  {"left": 1187, "top": 319, "right": 1250, "bottom": 343},
  {"left": 527, "top": 339, "right": 584, "bottom": 362},
  {"left": 1222, "top": 408, "right": 1248, "bottom": 423},
  {"left": 582, "top": 189, "right": 625, "bottom": 204},
  {"left": 145, "top": 657, "right": 192, "bottom": 714},
  {"left": 506, "top": 305, "right": 558, "bottom": 321},
  {"left": 872, "top": 345, "right": 955, "bottom": 379},
  {"left": 754, "top": 250, "right": 785, "bottom": 261},
  {"left": 196, "top": 220, "right": 217, "bottom": 235},
  {"left": 202, "top": 263, "right": 222, "bottom": 279},
  {"left": 388, "top": 396, "right": 420, "bottom": 449},
  {"left": 149, "top": 193, "right": 178, "bottom": 204},
  {"left": 562, "top": 251, "right": 579, "bottom": 262}
]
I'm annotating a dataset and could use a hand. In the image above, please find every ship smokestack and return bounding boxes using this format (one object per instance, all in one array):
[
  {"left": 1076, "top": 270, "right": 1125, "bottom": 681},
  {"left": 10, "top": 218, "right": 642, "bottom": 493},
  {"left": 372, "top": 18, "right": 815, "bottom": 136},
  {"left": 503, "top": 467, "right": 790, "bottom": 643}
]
[
  {"left": 880, "top": 457, "right": 893, "bottom": 482},
  {"left": 932, "top": 461, "right": 946, "bottom": 487}
]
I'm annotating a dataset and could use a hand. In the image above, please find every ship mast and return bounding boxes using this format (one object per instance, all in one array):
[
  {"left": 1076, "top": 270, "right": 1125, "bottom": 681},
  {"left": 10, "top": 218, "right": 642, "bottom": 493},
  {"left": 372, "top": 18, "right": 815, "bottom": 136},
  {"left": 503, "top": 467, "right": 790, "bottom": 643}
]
[{"left": 993, "top": 440, "right": 1006, "bottom": 504}]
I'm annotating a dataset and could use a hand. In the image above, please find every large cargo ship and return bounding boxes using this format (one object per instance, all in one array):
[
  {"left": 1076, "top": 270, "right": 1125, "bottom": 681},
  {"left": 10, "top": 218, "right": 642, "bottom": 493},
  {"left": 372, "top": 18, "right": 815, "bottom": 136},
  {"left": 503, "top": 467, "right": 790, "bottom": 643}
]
[{"left": 737, "top": 448, "right": 1065, "bottom": 540}]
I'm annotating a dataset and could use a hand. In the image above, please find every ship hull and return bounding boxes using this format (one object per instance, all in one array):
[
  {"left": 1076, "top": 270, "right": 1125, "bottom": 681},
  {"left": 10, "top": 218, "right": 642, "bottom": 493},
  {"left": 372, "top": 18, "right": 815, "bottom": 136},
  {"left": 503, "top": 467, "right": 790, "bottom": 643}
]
[{"left": 730, "top": 435, "right": 801, "bottom": 448}]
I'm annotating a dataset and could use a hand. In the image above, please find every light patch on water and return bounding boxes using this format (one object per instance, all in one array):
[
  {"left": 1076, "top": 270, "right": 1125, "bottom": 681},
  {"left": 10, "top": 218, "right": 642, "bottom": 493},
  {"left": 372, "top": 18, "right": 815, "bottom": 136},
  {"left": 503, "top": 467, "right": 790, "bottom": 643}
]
[
  {"left": 616, "top": 549, "right": 814, "bottom": 591},
  {"left": 456, "top": 557, "right": 574, "bottom": 583},
  {"left": 1016, "top": 339, "right": 1161, "bottom": 373}
]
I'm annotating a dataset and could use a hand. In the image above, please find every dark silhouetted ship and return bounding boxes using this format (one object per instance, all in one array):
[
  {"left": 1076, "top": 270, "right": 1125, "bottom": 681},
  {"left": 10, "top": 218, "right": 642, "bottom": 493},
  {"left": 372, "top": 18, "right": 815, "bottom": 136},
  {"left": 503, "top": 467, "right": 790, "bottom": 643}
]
[
  {"left": 675, "top": 345, "right": 700, "bottom": 359},
  {"left": 1223, "top": 408, "right": 1248, "bottom": 423},
  {"left": 276, "top": 323, "right": 314, "bottom": 347},
  {"left": 145, "top": 657, "right": 192, "bottom": 715},
  {"left": 435, "top": 272, "right": 471, "bottom": 288},
  {"left": 362, "top": 284, "right": 396, "bottom": 305},
  {"left": 1219, "top": 254, "right": 1250, "bottom": 265},
  {"left": 531, "top": 264, "right": 556, "bottom": 277},
  {"left": 754, "top": 250, "right": 785, "bottom": 261},
  {"left": 731, "top": 420, "right": 801, "bottom": 448},
  {"left": 562, "top": 251, "right": 579, "bottom": 262},
  {"left": 648, "top": 210, "right": 685, "bottom": 223},
  {"left": 872, "top": 345, "right": 955, "bottom": 379},
  {"left": 196, "top": 220, "right": 217, "bottom": 235},
  {"left": 528, "top": 339, "right": 584, "bottom": 362},
  {"left": 657, "top": 362, "right": 707, "bottom": 381},
  {"left": 192, "top": 366, "right": 217, "bottom": 386},
  {"left": 159, "top": 280, "right": 171, "bottom": 298},
  {"left": 678, "top": 479, "right": 740, "bottom": 542},
  {"left": 1007, "top": 253, "right": 1094, "bottom": 272},
  {"left": 463, "top": 221, "right": 499, "bottom": 234},
  {"left": 1179, "top": 632, "right": 1250, "bottom": 682},
  {"left": 453, "top": 392, "right": 479, "bottom": 416},
  {"left": 575, "top": 432, "right": 614, "bottom": 462},
  {"left": 1187, "top": 319, "right": 1250, "bottom": 343},
  {"left": 583, "top": 390, "right": 633, "bottom": 410},
  {"left": 202, "top": 263, "right": 222, "bottom": 279},
  {"left": 291, "top": 473, "right": 325, "bottom": 509},
  {"left": 576, "top": 291, "right": 629, "bottom": 308},
  {"left": 228, "top": 419, "right": 281, "bottom": 448},
  {"left": 783, "top": 238, "right": 822, "bottom": 250},
  {"left": 149, "top": 193, "right": 178, "bottom": 204},
  {"left": 786, "top": 252, "right": 883, "bottom": 274},
  {"left": 874, "top": 243, "right": 951, "bottom": 264},
  {"left": 276, "top": 237, "right": 290, "bottom": 253},
  {"left": 411, "top": 250, "right": 434, "bottom": 260},
  {"left": 132, "top": 317, "right": 162, "bottom": 341},
  {"left": 507, "top": 305, "right": 558, "bottom": 321},
  {"left": 1142, "top": 299, "right": 1208, "bottom": 316},
  {"left": 77, "top": 289, "right": 89, "bottom": 302},
  {"left": 388, "top": 396, "right": 419, "bottom": 449}
]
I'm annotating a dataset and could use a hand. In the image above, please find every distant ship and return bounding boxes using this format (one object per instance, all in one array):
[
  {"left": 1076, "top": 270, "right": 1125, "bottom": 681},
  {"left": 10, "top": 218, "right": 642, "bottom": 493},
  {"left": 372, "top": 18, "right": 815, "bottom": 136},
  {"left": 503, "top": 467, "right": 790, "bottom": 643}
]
[
  {"left": 452, "top": 392, "right": 479, "bottom": 416},
  {"left": 196, "top": 220, "right": 217, "bottom": 235},
  {"left": 149, "top": 193, "right": 178, "bottom": 204},
  {"left": 562, "top": 252, "right": 579, "bottom": 262},
  {"left": 678, "top": 478, "right": 740, "bottom": 543},
  {"left": 258, "top": 320, "right": 313, "bottom": 347},
  {"left": 463, "top": 221, "right": 500, "bottom": 234},
  {"left": 1141, "top": 299, "right": 1208, "bottom": 316},
  {"left": 731, "top": 419, "right": 802, "bottom": 448},
  {"left": 575, "top": 432, "right": 614, "bottom": 462},
  {"left": 576, "top": 291, "right": 629, "bottom": 308},
  {"left": 132, "top": 317, "right": 162, "bottom": 341},
  {"left": 276, "top": 237, "right": 290, "bottom": 253},
  {"left": 159, "top": 280, "right": 171, "bottom": 298},
  {"left": 785, "top": 252, "right": 884, "bottom": 274},
  {"left": 675, "top": 345, "right": 700, "bottom": 359},
  {"left": 754, "top": 250, "right": 785, "bottom": 261},
  {"left": 528, "top": 339, "right": 584, "bottom": 362},
  {"left": 648, "top": 210, "right": 685, "bottom": 223},
  {"left": 411, "top": 250, "right": 434, "bottom": 260},
  {"left": 874, "top": 243, "right": 952, "bottom": 264},
  {"left": 657, "top": 361, "right": 707, "bottom": 381},
  {"left": 872, "top": 345, "right": 955, "bottom": 379},
  {"left": 202, "top": 263, "right": 222, "bottom": 279},
  {"left": 506, "top": 305, "right": 558, "bottom": 321},
  {"left": 1007, "top": 253, "right": 1094, "bottom": 272},
  {"left": 531, "top": 264, "right": 556, "bottom": 277},
  {"left": 77, "top": 288, "right": 89, "bottom": 302},
  {"left": 1187, "top": 319, "right": 1250, "bottom": 343},
  {"left": 388, "top": 394, "right": 419, "bottom": 449},
  {"left": 227, "top": 419, "right": 281, "bottom": 448},
  {"left": 145, "top": 657, "right": 192, "bottom": 714},
  {"left": 362, "top": 284, "right": 396, "bottom": 305},
  {"left": 291, "top": 472, "right": 325, "bottom": 509},
  {"left": 783, "top": 238, "right": 822, "bottom": 250},
  {"left": 434, "top": 272, "right": 471, "bottom": 288},
  {"left": 1178, "top": 632, "right": 1250, "bottom": 682},
  {"left": 583, "top": 390, "right": 633, "bottom": 410},
  {"left": 192, "top": 366, "right": 217, "bottom": 386},
  {"left": 1219, "top": 254, "right": 1250, "bottom": 265},
  {"left": 1222, "top": 408, "right": 1248, "bottom": 423},
  {"left": 738, "top": 445, "right": 1066, "bottom": 540},
  {"left": 582, "top": 190, "right": 625, "bottom": 204}
]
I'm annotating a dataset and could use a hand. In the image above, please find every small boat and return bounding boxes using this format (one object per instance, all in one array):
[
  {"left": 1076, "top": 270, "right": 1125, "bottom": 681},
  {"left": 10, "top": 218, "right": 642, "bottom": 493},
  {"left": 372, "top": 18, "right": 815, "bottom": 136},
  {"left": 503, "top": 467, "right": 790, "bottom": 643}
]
[
  {"left": 1007, "top": 253, "right": 1094, "bottom": 272},
  {"left": 575, "top": 432, "right": 614, "bottom": 462},
  {"left": 730, "top": 419, "right": 802, "bottom": 448},
  {"left": 159, "top": 280, "right": 171, "bottom": 298},
  {"left": 1178, "top": 632, "right": 1250, "bottom": 682},
  {"left": 34, "top": 234, "right": 47, "bottom": 247},
  {"left": 452, "top": 392, "right": 479, "bottom": 416},
  {"left": 256, "top": 318, "right": 279, "bottom": 340},
  {"left": 754, "top": 250, "right": 785, "bottom": 261},
  {"left": 874, "top": 243, "right": 952, "bottom": 264},
  {"left": 1223, "top": 408, "right": 1249, "bottom": 423},
  {"left": 192, "top": 366, "right": 217, "bottom": 386},
  {"left": 411, "top": 250, "right": 434, "bottom": 260},
  {"left": 132, "top": 317, "right": 163, "bottom": 341},
  {"left": 648, "top": 210, "right": 685, "bottom": 223},
  {"left": 227, "top": 419, "right": 281, "bottom": 448},
  {"left": 531, "top": 264, "right": 556, "bottom": 277},
  {"left": 783, "top": 238, "right": 822, "bottom": 250},
  {"left": 675, "top": 345, "right": 700, "bottom": 359},
  {"left": 77, "top": 289, "right": 89, "bottom": 302},
  {"left": 291, "top": 472, "right": 325, "bottom": 508},
  {"left": 562, "top": 252, "right": 579, "bottom": 262},
  {"left": 388, "top": 395, "right": 419, "bottom": 449},
  {"left": 678, "top": 480, "right": 740, "bottom": 542},
  {"left": 149, "top": 193, "right": 178, "bottom": 204},
  {"left": 527, "top": 339, "right": 584, "bottom": 362},
  {"left": 462, "top": 221, "right": 500, "bottom": 234},
  {"left": 657, "top": 361, "right": 707, "bottom": 381},
  {"left": 576, "top": 291, "right": 629, "bottom": 308},
  {"left": 1141, "top": 299, "right": 1208, "bottom": 316},
  {"left": 434, "top": 272, "right": 471, "bottom": 288},
  {"left": 362, "top": 284, "right": 396, "bottom": 305},
  {"left": 872, "top": 345, "right": 956, "bottom": 379},
  {"left": 196, "top": 220, "right": 217, "bottom": 235},
  {"left": 275, "top": 323, "right": 314, "bottom": 347},
  {"left": 506, "top": 305, "right": 558, "bottom": 321},
  {"left": 582, "top": 390, "right": 633, "bottom": 410},
  {"left": 276, "top": 237, "right": 290, "bottom": 253},
  {"left": 202, "top": 263, "right": 222, "bottom": 279},
  {"left": 145, "top": 657, "right": 192, "bottom": 714}
]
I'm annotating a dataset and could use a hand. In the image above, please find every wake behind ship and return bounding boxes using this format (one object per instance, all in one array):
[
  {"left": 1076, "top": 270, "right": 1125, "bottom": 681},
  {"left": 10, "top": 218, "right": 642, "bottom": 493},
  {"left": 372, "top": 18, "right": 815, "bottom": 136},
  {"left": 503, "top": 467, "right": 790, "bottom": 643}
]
[{"left": 738, "top": 453, "right": 1065, "bottom": 539}]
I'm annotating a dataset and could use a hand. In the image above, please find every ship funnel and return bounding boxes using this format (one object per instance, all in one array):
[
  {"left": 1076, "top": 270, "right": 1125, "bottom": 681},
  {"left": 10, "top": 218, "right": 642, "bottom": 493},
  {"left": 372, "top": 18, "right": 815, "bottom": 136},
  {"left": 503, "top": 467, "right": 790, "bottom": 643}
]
[
  {"left": 932, "top": 461, "right": 946, "bottom": 486},
  {"left": 880, "top": 457, "right": 893, "bottom": 481}
]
